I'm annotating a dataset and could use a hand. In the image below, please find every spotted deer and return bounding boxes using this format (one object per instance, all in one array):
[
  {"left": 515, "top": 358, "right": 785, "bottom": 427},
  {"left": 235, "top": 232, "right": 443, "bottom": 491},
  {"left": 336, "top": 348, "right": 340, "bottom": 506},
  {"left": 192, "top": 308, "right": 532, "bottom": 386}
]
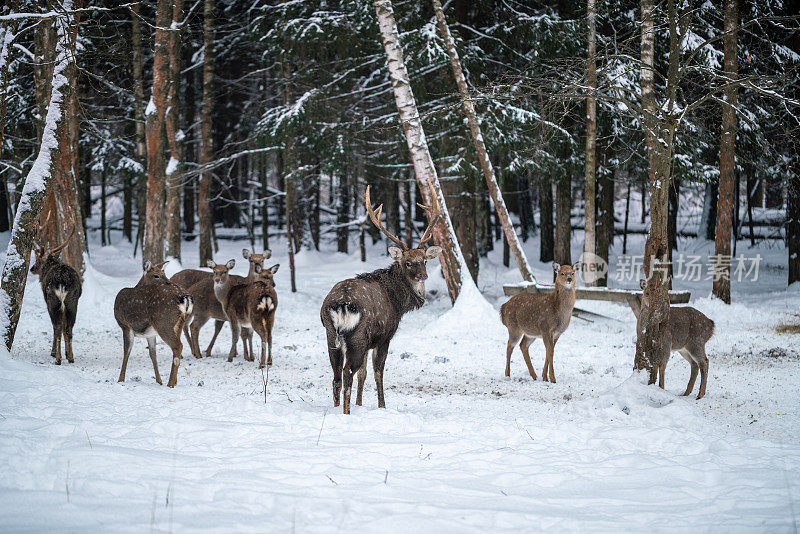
[
  {"left": 224, "top": 263, "right": 279, "bottom": 369},
  {"left": 115, "top": 261, "right": 194, "bottom": 387},
  {"left": 169, "top": 248, "right": 270, "bottom": 292},
  {"left": 30, "top": 221, "right": 82, "bottom": 365},
  {"left": 632, "top": 279, "right": 714, "bottom": 399},
  {"left": 320, "top": 186, "right": 442, "bottom": 414},
  {"left": 500, "top": 262, "right": 579, "bottom": 383}
]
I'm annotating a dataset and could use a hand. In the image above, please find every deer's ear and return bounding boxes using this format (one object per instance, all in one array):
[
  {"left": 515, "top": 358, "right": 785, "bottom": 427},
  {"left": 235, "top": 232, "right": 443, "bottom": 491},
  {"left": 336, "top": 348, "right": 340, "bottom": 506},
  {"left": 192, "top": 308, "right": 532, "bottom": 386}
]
[
  {"left": 552, "top": 262, "right": 561, "bottom": 272},
  {"left": 242, "top": 248, "right": 251, "bottom": 259},
  {"left": 206, "top": 259, "right": 216, "bottom": 268},
  {"left": 263, "top": 250, "right": 272, "bottom": 259},
  {"left": 388, "top": 247, "right": 404, "bottom": 261},
  {"left": 639, "top": 279, "right": 647, "bottom": 290},
  {"left": 156, "top": 261, "right": 169, "bottom": 270},
  {"left": 425, "top": 246, "right": 442, "bottom": 260},
  {"left": 269, "top": 264, "right": 280, "bottom": 274},
  {"left": 226, "top": 259, "right": 236, "bottom": 270},
  {"left": 143, "top": 260, "right": 152, "bottom": 271}
]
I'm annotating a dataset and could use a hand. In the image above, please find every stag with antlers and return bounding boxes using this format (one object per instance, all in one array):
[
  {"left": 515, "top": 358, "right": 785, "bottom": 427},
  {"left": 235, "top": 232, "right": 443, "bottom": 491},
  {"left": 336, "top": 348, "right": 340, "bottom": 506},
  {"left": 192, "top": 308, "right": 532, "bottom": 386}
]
[
  {"left": 29, "top": 212, "right": 82, "bottom": 365},
  {"left": 320, "top": 186, "right": 442, "bottom": 414}
]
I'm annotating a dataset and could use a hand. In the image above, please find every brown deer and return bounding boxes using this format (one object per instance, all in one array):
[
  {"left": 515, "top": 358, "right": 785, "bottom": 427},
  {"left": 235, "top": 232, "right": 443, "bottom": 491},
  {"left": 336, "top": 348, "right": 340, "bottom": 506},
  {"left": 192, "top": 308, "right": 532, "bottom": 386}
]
[
  {"left": 500, "top": 262, "right": 579, "bottom": 383},
  {"left": 30, "top": 222, "right": 82, "bottom": 365},
  {"left": 321, "top": 186, "right": 442, "bottom": 414},
  {"left": 184, "top": 259, "right": 238, "bottom": 358},
  {"left": 633, "top": 279, "right": 714, "bottom": 399},
  {"left": 115, "top": 261, "right": 194, "bottom": 387},
  {"left": 169, "top": 248, "right": 269, "bottom": 292},
  {"left": 224, "top": 263, "right": 279, "bottom": 369}
]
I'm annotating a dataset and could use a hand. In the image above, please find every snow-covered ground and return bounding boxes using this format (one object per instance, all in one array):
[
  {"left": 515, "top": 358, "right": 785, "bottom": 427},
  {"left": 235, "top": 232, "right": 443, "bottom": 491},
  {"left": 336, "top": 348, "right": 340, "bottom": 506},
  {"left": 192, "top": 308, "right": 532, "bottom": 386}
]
[{"left": 1, "top": 230, "right": 799, "bottom": 532}]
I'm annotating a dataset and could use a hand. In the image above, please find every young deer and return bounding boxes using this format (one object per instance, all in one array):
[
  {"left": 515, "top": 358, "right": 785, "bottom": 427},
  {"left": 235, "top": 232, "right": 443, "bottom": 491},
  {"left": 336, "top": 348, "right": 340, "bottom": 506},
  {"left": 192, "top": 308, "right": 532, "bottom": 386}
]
[
  {"left": 224, "top": 263, "right": 279, "bottom": 369},
  {"left": 115, "top": 261, "right": 194, "bottom": 387},
  {"left": 321, "top": 186, "right": 442, "bottom": 414},
  {"left": 168, "top": 248, "right": 269, "bottom": 293},
  {"left": 30, "top": 225, "right": 82, "bottom": 365},
  {"left": 633, "top": 279, "right": 714, "bottom": 399},
  {"left": 500, "top": 262, "right": 579, "bottom": 383},
  {"left": 184, "top": 259, "right": 238, "bottom": 358}
]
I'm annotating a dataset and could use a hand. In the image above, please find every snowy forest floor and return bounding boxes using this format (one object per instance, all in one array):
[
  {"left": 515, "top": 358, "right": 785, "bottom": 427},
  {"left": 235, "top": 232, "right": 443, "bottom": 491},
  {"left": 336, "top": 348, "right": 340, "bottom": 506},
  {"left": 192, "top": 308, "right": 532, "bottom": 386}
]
[{"left": 1, "top": 230, "right": 799, "bottom": 532}]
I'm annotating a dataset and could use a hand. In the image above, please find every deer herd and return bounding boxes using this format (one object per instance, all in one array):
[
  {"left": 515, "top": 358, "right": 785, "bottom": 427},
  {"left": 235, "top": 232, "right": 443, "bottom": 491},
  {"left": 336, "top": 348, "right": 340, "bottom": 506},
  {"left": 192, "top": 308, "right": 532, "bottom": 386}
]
[{"left": 28, "top": 188, "right": 715, "bottom": 414}]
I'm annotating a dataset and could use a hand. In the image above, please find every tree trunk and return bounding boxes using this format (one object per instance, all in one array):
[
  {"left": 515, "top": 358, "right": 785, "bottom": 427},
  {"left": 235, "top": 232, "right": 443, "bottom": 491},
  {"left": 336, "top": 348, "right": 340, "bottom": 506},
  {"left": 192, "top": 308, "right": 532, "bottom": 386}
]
[
  {"left": 432, "top": 0, "right": 535, "bottom": 283},
  {"left": 143, "top": 0, "right": 172, "bottom": 266},
  {"left": 712, "top": 0, "right": 738, "bottom": 304},
  {"left": 623, "top": 182, "right": 631, "bottom": 255},
  {"left": 1, "top": 0, "right": 78, "bottom": 350},
  {"left": 634, "top": 0, "right": 677, "bottom": 382},
  {"left": 337, "top": 170, "right": 350, "bottom": 253},
  {"left": 596, "top": 169, "right": 613, "bottom": 286},
  {"left": 789, "top": 174, "right": 800, "bottom": 285},
  {"left": 35, "top": 0, "right": 85, "bottom": 272},
  {"left": 131, "top": 1, "right": 147, "bottom": 254},
  {"left": 746, "top": 173, "right": 755, "bottom": 247},
  {"left": 183, "top": 40, "right": 196, "bottom": 241},
  {"left": 403, "top": 176, "right": 413, "bottom": 248},
  {"left": 198, "top": 0, "right": 214, "bottom": 265},
  {"left": 583, "top": 0, "right": 598, "bottom": 285},
  {"left": 165, "top": 0, "right": 184, "bottom": 261},
  {"left": 539, "top": 179, "right": 554, "bottom": 263},
  {"left": 554, "top": 178, "right": 572, "bottom": 268},
  {"left": 100, "top": 170, "right": 107, "bottom": 246},
  {"left": 374, "top": 0, "right": 476, "bottom": 303},
  {"left": 260, "top": 153, "right": 270, "bottom": 251},
  {"left": 442, "top": 175, "right": 478, "bottom": 282}
]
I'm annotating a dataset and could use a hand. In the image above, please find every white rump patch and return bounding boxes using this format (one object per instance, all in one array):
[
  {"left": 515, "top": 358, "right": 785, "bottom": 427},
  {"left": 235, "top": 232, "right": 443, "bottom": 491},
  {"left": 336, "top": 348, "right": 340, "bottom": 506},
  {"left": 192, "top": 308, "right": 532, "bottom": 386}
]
[
  {"left": 54, "top": 285, "right": 67, "bottom": 311},
  {"left": 257, "top": 296, "right": 275, "bottom": 312},
  {"left": 330, "top": 307, "right": 361, "bottom": 333},
  {"left": 178, "top": 297, "right": 194, "bottom": 317}
]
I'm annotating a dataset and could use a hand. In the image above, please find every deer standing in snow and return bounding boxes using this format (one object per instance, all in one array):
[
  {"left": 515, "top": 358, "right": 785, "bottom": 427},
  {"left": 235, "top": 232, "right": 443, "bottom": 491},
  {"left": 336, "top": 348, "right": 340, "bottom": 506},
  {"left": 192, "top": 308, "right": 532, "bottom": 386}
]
[
  {"left": 632, "top": 279, "right": 714, "bottom": 399},
  {"left": 115, "top": 261, "right": 194, "bottom": 387},
  {"left": 184, "top": 259, "right": 237, "bottom": 358},
  {"left": 500, "top": 262, "right": 579, "bottom": 383},
  {"left": 321, "top": 186, "right": 442, "bottom": 414},
  {"left": 30, "top": 219, "right": 82, "bottom": 365},
  {"left": 224, "top": 263, "right": 279, "bottom": 369}
]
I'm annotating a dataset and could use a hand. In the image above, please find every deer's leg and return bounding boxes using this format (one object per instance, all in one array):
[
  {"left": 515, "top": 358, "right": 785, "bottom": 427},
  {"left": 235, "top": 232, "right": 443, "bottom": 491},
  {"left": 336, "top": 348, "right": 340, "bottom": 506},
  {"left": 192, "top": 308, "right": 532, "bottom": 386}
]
[
  {"left": 257, "top": 323, "right": 267, "bottom": 369},
  {"left": 326, "top": 330, "right": 343, "bottom": 407},
  {"left": 118, "top": 328, "right": 134, "bottom": 382},
  {"left": 166, "top": 340, "right": 182, "bottom": 388},
  {"left": 189, "top": 318, "right": 205, "bottom": 359},
  {"left": 542, "top": 336, "right": 555, "bottom": 383},
  {"left": 697, "top": 348, "right": 709, "bottom": 400},
  {"left": 64, "top": 307, "right": 76, "bottom": 363},
  {"left": 374, "top": 343, "right": 390, "bottom": 409},
  {"left": 355, "top": 350, "right": 370, "bottom": 407},
  {"left": 242, "top": 328, "right": 254, "bottom": 362},
  {"left": 204, "top": 320, "right": 224, "bottom": 357},
  {"left": 51, "top": 322, "right": 63, "bottom": 365},
  {"left": 146, "top": 335, "right": 162, "bottom": 385},
  {"left": 683, "top": 361, "right": 699, "bottom": 396},
  {"left": 505, "top": 330, "right": 522, "bottom": 377},
  {"left": 227, "top": 320, "right": 241, "bottom": 362},
  {"left": 342, "top": 360, "right": 355, "bottom": 415},
  {"left": 519, "top": 335, "right": 538, "bottom": 381}
]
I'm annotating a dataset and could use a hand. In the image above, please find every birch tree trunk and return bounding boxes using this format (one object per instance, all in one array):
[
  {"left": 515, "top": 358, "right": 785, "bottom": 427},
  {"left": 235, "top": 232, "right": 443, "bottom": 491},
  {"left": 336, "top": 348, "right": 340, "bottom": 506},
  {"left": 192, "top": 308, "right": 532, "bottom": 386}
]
[
  {"left": 432, "top": 0, "right": 535, "bottom": 283},
  {"left": 583, "top": 0, "right": 598, "bottom": 285},
  {"left": 198, "top": 0, "right": 215, "bottom": 265},
  {"left": 1, "top": 0, "right": 76, "bottom": 350},
  {"left": 634, "top": 0, "right": 678, "bottom": 381},
  {"left": 712, "top": 0, "right": 738, "bottom": 303},
  {"left": 374, "top": 0, "right": 474, "bottom": 302},
  {"left": 143, "top": 0, "right": 172, "bottom": 265},
  {"left": 165, "top": 0, "right": 184, "bottom": 261}
]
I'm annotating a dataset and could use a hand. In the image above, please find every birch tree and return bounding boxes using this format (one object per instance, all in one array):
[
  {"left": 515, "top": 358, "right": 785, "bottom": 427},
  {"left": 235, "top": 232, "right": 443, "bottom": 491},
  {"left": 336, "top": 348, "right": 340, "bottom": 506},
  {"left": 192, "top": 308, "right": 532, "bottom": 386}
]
[
  {"left": 1, "top": 0, "right": 76, "bottom": 350},
  {"left": 583, "top": 0, "right": 597, "bottom": 286},
  {"left": 373, "top": 0, "right": 475, "bottom": 302},
  {"left": 431, "top": 0, "right": 536, "bottom": 284}
]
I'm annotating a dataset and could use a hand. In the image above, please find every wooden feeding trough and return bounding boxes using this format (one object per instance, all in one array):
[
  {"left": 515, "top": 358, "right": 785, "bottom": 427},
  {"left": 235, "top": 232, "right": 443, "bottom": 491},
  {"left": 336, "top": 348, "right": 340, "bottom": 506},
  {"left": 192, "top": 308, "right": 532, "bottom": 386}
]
[{"left": 502, "top": 282, "right": 691, "bottom": 320}]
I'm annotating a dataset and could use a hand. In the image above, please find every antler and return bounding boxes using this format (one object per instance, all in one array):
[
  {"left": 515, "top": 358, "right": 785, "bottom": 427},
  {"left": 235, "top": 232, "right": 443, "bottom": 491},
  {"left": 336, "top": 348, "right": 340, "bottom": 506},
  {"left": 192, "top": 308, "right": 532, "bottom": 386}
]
[
  {"left": 415, "top": 176, "right": 441, "bottom": 248},
  {"left": 365, "top": 185, "right": 408, "bottom": 250},
  {"left": 51, "top": 226, "right": 75, "bottom": 255}
]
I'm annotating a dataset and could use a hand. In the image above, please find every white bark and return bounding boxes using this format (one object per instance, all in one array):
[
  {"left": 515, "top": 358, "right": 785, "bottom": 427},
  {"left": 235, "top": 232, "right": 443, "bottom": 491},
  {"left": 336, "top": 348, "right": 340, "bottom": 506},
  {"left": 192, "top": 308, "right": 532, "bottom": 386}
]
[
  {"left": 373, "top": 0, "right": 478, "bottom": 302},
  {"left": 431, "top": 0, "right": 536, "bottom": 284},
  {"left": 1, "top": 0, "right": 74, "bottom": 351}
]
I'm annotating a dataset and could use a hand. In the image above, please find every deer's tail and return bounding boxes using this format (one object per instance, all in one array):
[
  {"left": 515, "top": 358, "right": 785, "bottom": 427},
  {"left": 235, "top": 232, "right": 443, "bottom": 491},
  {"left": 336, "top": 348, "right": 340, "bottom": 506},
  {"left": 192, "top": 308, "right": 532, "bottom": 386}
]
[
  {"left": 327, "top": 302, "right": 361, "bottom": 350},
  {"left": 177, "top": 295, "right": 194, "bottom": 320}
]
